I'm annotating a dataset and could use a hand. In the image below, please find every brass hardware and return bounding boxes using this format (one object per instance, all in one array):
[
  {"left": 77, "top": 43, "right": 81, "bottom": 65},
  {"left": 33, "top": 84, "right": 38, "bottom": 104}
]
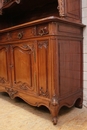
[{"left": 18, "top": 31, "right": 23, "bottom": 39}]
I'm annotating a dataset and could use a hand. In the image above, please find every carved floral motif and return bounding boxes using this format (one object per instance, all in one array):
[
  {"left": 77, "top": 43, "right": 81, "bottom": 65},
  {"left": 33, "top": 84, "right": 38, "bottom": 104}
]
[
  {"left": 20, "top": 44, "right": 34, "bottom": 52},
  {"left": 38, "top": 26, "right": 49, "bottom": 36},
  {"left": 0, "top": 77, "right": 7, "bottom": 84},
  {"left": 5, "top": 87, "right": 18, "bottom": 99},
  {"left": 39, "top": 87, "right": 49, "bottom": 98},
  {"left": 58, "top": 0, "right": 65, "bottom": 17},
  {"left": 15, "top": 81, "right": 29, "bottom": 90},
  {"left": 38, "top": 41, "right": 48, "bottom": 49}
]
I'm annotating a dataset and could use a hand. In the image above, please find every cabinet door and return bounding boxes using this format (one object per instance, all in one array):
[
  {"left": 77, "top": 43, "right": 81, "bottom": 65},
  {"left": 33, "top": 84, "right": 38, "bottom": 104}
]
[
  {"left": 37, "top": 40, "right": 51, "bottom": 98},
  {"left": 11, "top": 41, "right": 37, "bottom": 94},
  {"left": 0, "top": 45, "right": 11, "bottom": 89}
]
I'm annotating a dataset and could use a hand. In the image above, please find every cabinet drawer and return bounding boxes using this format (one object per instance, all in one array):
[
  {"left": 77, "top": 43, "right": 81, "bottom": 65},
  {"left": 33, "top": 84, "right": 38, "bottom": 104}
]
[
  {"left": 0, "top": 26, "right": 36, "bottom": 43},
  {"left": 0, "top": 24, "right": 49, "bottom": 43}
]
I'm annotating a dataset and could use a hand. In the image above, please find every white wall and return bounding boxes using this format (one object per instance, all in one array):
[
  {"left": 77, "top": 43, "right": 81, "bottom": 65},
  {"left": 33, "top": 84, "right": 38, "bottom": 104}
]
[{"left": 82, "top": 0, "right": 87, "bottom": 106}]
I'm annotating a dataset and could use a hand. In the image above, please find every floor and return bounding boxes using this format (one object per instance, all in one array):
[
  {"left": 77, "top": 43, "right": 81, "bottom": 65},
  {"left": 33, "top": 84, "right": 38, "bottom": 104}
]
[{"left": 0, "top": 92, "right": 87, "bottom": 130}]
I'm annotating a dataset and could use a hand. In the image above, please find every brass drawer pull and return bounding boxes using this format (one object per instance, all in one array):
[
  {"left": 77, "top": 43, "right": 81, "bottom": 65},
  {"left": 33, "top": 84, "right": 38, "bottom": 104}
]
[{"left": 18, "top": 31, "right": 23, "bottom": 39}]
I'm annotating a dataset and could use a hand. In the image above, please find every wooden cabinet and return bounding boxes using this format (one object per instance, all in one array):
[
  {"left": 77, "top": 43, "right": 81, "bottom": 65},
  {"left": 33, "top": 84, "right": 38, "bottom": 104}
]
[{"left": 0, "top": 0, "right": 85, "bottom": 125}]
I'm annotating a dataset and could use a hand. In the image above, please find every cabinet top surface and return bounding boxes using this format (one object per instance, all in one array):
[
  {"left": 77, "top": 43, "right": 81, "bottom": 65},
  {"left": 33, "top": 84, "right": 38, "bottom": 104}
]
[{"left": 0, "top": 16, "right": 85, "bottom": 34}]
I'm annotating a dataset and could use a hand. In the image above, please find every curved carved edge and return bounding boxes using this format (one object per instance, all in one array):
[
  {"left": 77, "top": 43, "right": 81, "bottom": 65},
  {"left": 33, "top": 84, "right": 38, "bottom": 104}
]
[
  {"left": 20, "top": 44, "right": 34, "bottom": 51},
  {"left": 14, "top": 81, "right": 34, "bottom": 91},
  {"left": 75, "top": 97, "right": 83, "bottom": 109},
  {"left": 57, "top": 0, "right": 65, "bottom": 17},
  {"left": 60, "top": 96, "right": 83, "bottom": 109},
  {"left": 5, "top": 87, "right": 18, "bottom": 99}
]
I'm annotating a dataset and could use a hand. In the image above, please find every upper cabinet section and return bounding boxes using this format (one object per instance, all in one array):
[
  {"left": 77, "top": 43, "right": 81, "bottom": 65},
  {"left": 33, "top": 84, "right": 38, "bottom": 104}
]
[{"left": 0, "top": 0, "right": 82, "bottom": 29}]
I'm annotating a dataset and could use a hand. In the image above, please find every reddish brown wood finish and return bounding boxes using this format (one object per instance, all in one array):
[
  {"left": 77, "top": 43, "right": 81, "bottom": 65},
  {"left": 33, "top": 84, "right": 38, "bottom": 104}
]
[{"left": 0, "top": 0, "right": 84, "bottom": 125}]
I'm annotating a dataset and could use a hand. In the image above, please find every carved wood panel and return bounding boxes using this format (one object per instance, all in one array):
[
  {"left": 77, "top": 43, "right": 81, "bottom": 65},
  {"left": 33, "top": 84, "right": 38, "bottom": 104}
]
[
  {"left": 65, "top": 0, "right": 81, "bottom": 20},
  {"left": 11, "top": 41, "right": 36, "bottom": 92},
  {"left": 0, "top": 46, "right": 10, "bottom": 87},
  {"left": 37, "top": 40, "right": 49, "bottom": 98}
]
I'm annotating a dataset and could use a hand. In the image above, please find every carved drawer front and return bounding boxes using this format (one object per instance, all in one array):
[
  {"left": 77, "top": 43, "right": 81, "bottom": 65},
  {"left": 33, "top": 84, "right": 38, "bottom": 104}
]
[
  {"left": 10, "top": 27, "right": 36, "bottom": 41},
  {"left": 0, "top": 26, "right": 36, "bottom": 43},
  {"left": 10, "top": 41, "right": 37, "bottom": 94}
]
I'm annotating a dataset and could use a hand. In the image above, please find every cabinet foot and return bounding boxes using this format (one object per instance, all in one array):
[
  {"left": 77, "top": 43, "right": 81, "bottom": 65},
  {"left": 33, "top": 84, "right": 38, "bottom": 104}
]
[
  {"left": 52, "top": 117, "right": 57, "bottom": 125},
  {"left": 75, "top": 98, "right": 83, "bottom": 109}
]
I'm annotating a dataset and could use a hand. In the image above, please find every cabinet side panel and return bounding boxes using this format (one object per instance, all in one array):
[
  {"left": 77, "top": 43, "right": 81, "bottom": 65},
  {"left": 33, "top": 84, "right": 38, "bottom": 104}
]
[{"left": 59, "top": 40, "right": 82, "bottom": 96}]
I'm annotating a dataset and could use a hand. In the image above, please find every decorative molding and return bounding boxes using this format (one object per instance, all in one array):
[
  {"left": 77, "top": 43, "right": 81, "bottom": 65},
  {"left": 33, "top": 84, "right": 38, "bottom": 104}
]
[
  {"left": 51, "top": 95, "right": 59, "bottom": 106},
  {"left": 39, "top": 87, "right": 49, "bottom": 98},
  {"left": 21, "top": 44, "right": 34, "bottom": 52},
  {"left": 20, "top": 44, "right": 36, "bottom": 62},
  {"left": 58, "top": 0, "right": 65, "bottom": 17},
  {"left": 5, "top": 87, "right": 18, "bottom": 99},
  {"left": 38, "top": 41, "right": 48, "bottom": 49},
  {"left": 15, "top": 81, "right": 35, "bottom": 91},
  {"left": 15, "top": 81, "right": 29, "bottom": 90}
]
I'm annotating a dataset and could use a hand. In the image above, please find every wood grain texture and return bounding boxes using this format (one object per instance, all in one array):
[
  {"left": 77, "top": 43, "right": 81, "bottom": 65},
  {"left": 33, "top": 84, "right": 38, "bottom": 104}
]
[{"left": 0, "top": 0, "right": 84, "bottom": 125}]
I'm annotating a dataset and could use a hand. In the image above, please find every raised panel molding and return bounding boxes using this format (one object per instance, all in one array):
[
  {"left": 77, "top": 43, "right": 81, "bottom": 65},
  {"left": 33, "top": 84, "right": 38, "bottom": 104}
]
[
  {"left": 11, "top": 43, "right": 36, "bottom": 92},
  {"left": 37, "top": 40, "right": 49, "bottom": 98}
]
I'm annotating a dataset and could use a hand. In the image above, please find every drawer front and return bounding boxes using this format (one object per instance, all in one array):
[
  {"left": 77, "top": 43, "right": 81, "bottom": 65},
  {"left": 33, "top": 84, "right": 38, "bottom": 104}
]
[
  {"left": 0, "top": 24, "right": 49, "bottom": 43},
  {"left": 0, "top": 27, "right": 36, "bottom": 43}
]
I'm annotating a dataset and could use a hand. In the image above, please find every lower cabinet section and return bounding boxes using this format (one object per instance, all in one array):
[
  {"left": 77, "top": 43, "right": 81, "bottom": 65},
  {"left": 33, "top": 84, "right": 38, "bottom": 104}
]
[{"left": 0, "top": 20, "right": 83, "bottom": 125}]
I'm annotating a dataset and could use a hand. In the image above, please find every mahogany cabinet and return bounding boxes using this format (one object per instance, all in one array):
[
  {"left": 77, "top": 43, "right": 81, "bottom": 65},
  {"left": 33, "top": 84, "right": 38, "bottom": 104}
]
[{"left": 0, "top": 0, "right": 84, "bottom": 125}]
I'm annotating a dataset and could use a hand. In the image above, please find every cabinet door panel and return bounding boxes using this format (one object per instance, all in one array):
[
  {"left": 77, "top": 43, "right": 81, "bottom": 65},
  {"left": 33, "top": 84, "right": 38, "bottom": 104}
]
[
  {"left": 0, "top": 46, "right": 10, "bottom": 88},
  {"left": 11, "top": 42, "right": 36, "bottom": 93},
  {"left": 37, "top": 40, "right": 50, "bottom": 98}
]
